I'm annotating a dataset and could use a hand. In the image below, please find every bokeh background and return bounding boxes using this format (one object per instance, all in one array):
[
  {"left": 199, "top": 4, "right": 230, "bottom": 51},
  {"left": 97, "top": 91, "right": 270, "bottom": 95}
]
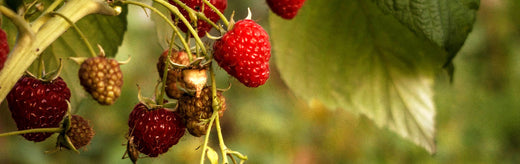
[{"left": 1, "top": 0, "right": 520, "bottom": 163}]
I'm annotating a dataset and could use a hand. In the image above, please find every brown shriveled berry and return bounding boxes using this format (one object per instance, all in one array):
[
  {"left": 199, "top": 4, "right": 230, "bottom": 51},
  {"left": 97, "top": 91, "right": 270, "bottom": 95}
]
[
  {"left": 79, "top": 56, "right": 123, "bottom": 105},
  {"left": 157, "top": 50, "right": 207, "bottom": 98},
  {"left": 186, "top": 118, "right": 209, "bottom": 137},
  {"left": 177, "top": 86, "right": 226, "bottom": 137},
  {"left": 66, "top": 115, "right": 95, "bottom": 150}
]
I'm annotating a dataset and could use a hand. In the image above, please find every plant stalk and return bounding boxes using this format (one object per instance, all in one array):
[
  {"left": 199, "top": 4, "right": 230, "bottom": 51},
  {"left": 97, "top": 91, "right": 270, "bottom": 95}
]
[
  {"left": 0, "top": 0, "right": 119, "bottom": 104},
  {"left": 0, "top": 128, "right": 63, "bottom": 137}
]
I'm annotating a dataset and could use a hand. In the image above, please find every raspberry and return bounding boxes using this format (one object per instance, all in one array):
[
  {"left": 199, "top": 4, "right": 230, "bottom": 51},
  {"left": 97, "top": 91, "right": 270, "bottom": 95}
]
[
  {"left": 213, "top": 19, "right": 271, "bottom": 87},
  {"left": 157, "top": 50, "right": 207, "bottom": 98},
  {"left": 7, "top": 75, "right": 71, "bottom": 142},
  {"left": 178, "top": 87, "right": 226, "bottom": 137},
  {"left": 64, "top": 115, "right": 95, "bottom": 150},
  {"left": 128, "top": 103, "right": 186, "bottom": 157},
  {"left": 168, "top": 0, "right": 227, "bottom": 37},
  {"left": 79, "top": 56, "right": 123, "bottom": 105},
  {"left": 266, "top": 0, "right": 306, "bottom": 19},
  {"left": 0, "top": 28, "right": 9, "bottom": 71}
]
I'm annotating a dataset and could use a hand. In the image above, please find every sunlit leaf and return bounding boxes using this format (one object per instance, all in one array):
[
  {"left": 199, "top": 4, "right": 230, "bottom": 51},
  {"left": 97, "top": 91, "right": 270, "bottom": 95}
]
[{"left": 269, "top": 0, "right": 477, "bottom": 153}]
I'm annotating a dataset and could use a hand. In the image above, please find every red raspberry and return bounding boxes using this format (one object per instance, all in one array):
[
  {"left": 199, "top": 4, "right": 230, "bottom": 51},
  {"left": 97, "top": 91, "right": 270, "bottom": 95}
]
[
  {"left": 168, "top": 0, "right": 227, "bottom": 37},
  {"left": 0, "top": 28, "right": 9, "bottom": 70},
  {"left": 7, "top": 75, "right": 71, "bottom": 142},
  {"left": 213, "top": 19, "right": 271, "bottom": 87},
  {"left": 266, "top": 0, "right": 306, "bottom": 19},
  {"left": 128, "top": 103, "right": 186, "bottom": 157}
]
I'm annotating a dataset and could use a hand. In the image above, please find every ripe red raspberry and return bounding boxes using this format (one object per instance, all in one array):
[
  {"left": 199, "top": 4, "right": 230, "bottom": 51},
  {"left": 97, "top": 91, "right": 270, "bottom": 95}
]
[
  {"left": 266, "top": 0, "right": 306, "bottom": 19},
  {"left": 63, "top": 115, "right": 95, "bottom": 150},
  {"left": 79, "top": 56, "right": 123, "bottom": 105},
  {"left": 128, "top": 103, "right": 186, "bottom": 157},
  {"left": 7, "top": 75, "right": 71, "bottom": 142},
  {"left": 0, "top": 28, "right": 9, "bottom": 70},
  {"left": 178, "top": 87, "right": 226, "bottom": 137},
  {"left": 168, "top": 0, "right": 227, "bottom": 37},
  {"left": 213, "top": 19, "right": 271, "bottom": 87}
]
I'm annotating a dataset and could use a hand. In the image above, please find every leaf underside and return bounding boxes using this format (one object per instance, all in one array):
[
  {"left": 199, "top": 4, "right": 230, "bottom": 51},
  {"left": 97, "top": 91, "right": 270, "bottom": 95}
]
[{"left": 271, "top": 0, "right": 476, "bottom": 154}]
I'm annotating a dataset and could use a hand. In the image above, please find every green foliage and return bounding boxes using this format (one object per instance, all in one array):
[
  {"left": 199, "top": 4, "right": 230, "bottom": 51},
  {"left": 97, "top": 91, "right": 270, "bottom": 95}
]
[
  {"left": 45, "top": 6, "right": 128, "bottom": 59},
  {"left": 270, "top": 0, "right": 476, "bottom": 153}
]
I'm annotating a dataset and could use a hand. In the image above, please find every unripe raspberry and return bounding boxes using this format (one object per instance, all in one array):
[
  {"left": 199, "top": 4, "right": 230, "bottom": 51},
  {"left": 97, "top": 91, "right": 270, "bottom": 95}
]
[
  {"left": 66, "top": 115, "right": 95, "bottom": 150},
  {"left": 79, "top": 56, "right": 123, "bottom": 105}
]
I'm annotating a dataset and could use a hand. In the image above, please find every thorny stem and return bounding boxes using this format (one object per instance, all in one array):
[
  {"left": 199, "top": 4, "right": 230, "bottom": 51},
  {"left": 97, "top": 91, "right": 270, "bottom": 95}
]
[
  {"left": 31, "top": 0, "right": 66, "bottom": 31},
  {"left": 121, "top": 0, "right": 193, "bottom": 58},
  {"left": 0, "top": 128, "right": 63, "bottom": 137},
  {"left": 50, "top": 12, "right": 97, "bottom": 58},
  {"left": 153, "top": 0, "right": 207, "bottom": 56}
]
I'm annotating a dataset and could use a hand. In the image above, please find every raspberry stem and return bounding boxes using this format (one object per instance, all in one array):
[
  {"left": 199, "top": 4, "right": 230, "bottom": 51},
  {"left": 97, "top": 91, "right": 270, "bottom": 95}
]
[
  {"left": 31, "top": 0, "right": 66, "bottom": 31},
  {"left": 153, "top": 0, "right": 208, "bottom": 56},
  {"left": 121, "top": 0, "right": 194, "bottom": 58},
  {"left": 0, "top": 128, "right": 63, "bottom": 137},
  {"left": 168, "top": 0, "right": 219, "bottom": 31},
  {"left": 202, "top": 0, "right": 229, "bottom": 27},
  {"left": 199, "top": 111, "right": 217, "bottom": 164},
  {"left": 50, "top": 12, "right": 97, "bottom": 58},
  {"left": 157, "top": 34, "right": 178, "bottom": 106}
]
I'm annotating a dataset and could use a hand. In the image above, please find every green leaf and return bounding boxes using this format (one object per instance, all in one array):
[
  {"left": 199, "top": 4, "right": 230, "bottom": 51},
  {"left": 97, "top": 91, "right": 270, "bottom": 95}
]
[
  {"left": 151, "top": 1, "right": 175, "bottom": 50},
  {"left": 374, "top": 0, "right": 479, "bottom": 60},
  {"left": 270, "top": 0, "right": 473, "bottom": 154},
  {"left": 45, "top": 5, "right": 128, "bottom": 58}
]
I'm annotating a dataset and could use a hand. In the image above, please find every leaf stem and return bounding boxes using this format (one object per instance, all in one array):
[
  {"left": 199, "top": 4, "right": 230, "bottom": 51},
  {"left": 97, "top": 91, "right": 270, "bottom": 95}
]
[
  {"left": 50, "top": 12, "right": 97, "bottom": 58},
  {"left": 121, "top": 0, "right": 194, "bottom": 58},
  {"left": 0, "top": 128, "right": 63, "bottom": 137}
]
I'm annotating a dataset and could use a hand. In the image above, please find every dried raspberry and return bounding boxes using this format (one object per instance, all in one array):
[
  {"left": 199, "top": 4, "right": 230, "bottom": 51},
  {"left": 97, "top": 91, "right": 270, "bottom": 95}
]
[{"left": 178, "top": 87, "right": 226, "bottom": 137}]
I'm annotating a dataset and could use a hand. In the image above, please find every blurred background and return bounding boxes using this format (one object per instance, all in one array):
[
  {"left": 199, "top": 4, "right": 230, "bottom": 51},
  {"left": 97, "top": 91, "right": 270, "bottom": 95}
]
[{"left": 1, "top": 0, "right": 520, "bottom": 163}]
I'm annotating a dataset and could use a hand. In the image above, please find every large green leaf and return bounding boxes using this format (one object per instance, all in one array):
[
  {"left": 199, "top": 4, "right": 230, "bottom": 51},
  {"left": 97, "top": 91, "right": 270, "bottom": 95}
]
[
  {"left": 270, "top": 0, "right": 477, "bottom": 153},
  {"left": 375, "top": 0, "right": 479, "bottom": 57},
  {"left": 45, "top": 6, "right": 128, "bottom": 59}
]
